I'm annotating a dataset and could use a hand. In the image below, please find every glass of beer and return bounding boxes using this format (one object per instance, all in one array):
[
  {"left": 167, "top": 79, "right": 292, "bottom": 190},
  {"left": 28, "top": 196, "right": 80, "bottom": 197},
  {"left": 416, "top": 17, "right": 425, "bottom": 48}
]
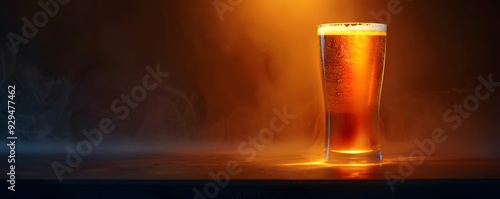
[{"left": 318, "top": 23, "right": 387, "bottom": 164}]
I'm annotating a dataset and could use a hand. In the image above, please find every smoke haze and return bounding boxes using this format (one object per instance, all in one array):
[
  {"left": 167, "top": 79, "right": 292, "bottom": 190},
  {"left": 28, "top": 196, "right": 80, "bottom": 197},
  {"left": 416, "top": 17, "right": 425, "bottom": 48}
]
[{"left": 0, "top": 0, "right": 499, "bottom": 160}]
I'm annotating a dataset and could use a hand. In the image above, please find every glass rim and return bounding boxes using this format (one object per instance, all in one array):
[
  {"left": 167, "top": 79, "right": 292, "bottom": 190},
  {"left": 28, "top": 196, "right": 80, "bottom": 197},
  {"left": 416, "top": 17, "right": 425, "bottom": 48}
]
[
  {"left": 318, "top": 22, "right": 387, "bottom": 34},
  {"left": 318, "top": 22, "right": 387, "bottom": 26}
]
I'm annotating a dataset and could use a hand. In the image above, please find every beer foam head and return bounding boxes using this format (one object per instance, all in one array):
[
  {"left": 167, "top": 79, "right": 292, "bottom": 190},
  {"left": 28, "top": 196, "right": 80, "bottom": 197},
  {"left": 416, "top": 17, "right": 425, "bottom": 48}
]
[{"left": 318, "top": 23, "right": 387, "bottom": 36}]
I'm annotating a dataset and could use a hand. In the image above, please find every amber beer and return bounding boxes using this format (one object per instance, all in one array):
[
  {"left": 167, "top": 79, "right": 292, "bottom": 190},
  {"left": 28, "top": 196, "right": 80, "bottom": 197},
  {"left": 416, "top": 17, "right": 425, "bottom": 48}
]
[{"left": 318, "top": 23, "right": 387, "bottom": 163}]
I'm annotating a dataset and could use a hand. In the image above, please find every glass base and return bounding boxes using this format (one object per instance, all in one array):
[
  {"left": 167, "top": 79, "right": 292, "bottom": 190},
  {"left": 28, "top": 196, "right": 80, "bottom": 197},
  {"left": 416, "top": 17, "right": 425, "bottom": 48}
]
[{"left": 326, "top": 149, "right": 382, "bottom": 164}]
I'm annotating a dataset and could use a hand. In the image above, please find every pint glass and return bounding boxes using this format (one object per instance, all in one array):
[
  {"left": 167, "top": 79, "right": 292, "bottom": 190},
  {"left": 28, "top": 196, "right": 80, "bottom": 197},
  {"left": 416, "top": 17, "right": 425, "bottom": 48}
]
[{"left": 318, "top": 23, "right": 387, "bottom": 163}]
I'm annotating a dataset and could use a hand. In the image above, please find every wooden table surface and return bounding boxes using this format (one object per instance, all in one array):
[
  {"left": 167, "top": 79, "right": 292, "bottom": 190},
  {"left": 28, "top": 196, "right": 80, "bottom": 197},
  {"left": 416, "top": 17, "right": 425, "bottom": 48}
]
[
  {"left": 2, "top": 151, "right": 500, "bottom": 198},
  {"left": 4, "top": 151, "right": 500, "bottom": 180}
]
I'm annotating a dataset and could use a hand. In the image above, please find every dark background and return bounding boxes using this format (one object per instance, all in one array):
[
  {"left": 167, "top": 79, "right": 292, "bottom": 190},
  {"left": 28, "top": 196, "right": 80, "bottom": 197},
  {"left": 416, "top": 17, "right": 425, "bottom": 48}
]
[
  {"left": 0, "top": 0, "right": 500, "bottom": 198},
  {"left": 0, "top": 0, "right": 499, "bottom": 169}
]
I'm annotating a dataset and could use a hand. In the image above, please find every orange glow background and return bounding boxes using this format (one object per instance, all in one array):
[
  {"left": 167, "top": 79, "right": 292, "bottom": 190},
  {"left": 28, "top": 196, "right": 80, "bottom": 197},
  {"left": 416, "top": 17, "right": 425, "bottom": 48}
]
[{"left": 154, "top": 0, "right": 500, "bottom": 159}]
